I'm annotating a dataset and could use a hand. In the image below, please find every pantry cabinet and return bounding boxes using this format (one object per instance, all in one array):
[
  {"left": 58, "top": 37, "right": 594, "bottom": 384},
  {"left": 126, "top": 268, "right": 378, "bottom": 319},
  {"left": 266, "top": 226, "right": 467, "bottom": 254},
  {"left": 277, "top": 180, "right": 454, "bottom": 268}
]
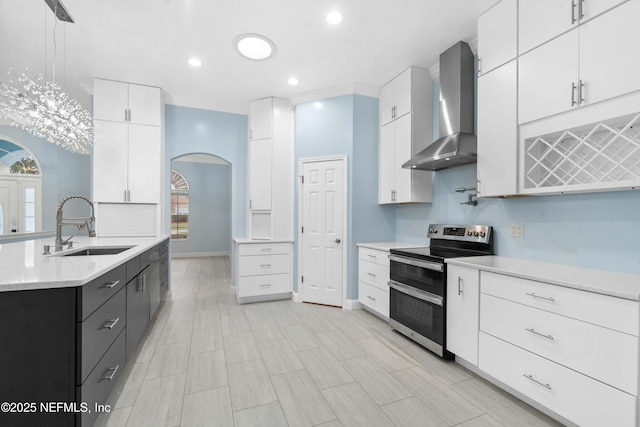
[
  {"left": 477, "top": 0, "right": 517, "bottom": 76},
  {"left": 93, "top": 78, "right": 162, "bottom": 126},
  {"left": 446, "top": 265, "right": 480, "bottom": 365},
  {"left": 247, "top": 98, "right": 293, "bottom": 240},
  {"left": 378, "top": 66, "right": 433, "bottom": 204}
]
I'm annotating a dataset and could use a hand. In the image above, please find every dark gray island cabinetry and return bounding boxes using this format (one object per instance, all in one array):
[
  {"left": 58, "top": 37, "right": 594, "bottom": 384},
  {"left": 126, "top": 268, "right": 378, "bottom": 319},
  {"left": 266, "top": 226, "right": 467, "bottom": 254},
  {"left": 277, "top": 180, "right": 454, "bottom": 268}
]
[{"left": 0, "top": 237, "right": 169, "bottom": 427}]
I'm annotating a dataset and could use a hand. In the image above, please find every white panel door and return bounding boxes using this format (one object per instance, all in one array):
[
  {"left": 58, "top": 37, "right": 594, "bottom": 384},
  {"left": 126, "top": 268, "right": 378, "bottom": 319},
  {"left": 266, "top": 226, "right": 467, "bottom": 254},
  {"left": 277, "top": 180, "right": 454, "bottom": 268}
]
[
  {"left": 518, "top": 29, "right": 579, "bottom": 124},
  {"left": 393, "top": 114, "right": 413, "bottom": 202},
  {"left": 128, "top": 84, "right": 162, "bottom": 126},
  {"left": 0, "top": 180, "right": 17, "bottom": 234},
  {"left": 301, "top": 159, "right": 344, "bottom": 307},
  {"left": 378, "top": 123, "right": 395, "bottom": 204},
  {"left": 519, "top": 0, "right": 576, "bottom": 54},
  {"left": 93, "top": 79, "right": 129, "bottom": 122},
  {"left": 248, "top": 138, "right": 273, "bottom": 210},
  {"left": 478, "top": 0, "right": 518, "bottom": 75},
  {"left": 579, "top": 1, "right": 640, "bottom": 106},
  {"left": 92, "top": 120, "right": 129, "bottom": 202},
  {"left": 128, "top": 124, "right": 161, "bottom": 203}
]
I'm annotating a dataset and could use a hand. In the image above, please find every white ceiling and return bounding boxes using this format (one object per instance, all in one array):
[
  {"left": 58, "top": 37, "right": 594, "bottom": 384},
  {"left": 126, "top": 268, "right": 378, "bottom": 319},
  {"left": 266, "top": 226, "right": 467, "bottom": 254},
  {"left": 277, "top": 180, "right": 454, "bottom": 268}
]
[{"left": 0, "top": 0, "right": 498, "bottom": 116}]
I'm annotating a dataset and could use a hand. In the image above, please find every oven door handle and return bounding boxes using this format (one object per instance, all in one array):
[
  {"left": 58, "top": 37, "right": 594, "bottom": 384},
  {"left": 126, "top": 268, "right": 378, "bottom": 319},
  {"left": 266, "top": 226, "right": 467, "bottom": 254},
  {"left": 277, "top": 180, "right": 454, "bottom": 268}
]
[
  {"left": 388, "top": 255, "right": 444, "bottom": 272},
  {"left": 388, "top": 280, "right": 444, "bottom": 306}
]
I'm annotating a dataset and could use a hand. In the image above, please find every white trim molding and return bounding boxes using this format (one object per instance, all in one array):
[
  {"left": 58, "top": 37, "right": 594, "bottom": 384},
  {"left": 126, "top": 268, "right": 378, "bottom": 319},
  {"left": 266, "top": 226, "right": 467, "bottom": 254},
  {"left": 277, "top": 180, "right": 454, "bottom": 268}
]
[
  {"left": 171, "top": 250, "right": 230, "bottom": 259},
  {"left": 343, "top": 299, "right": 362, "bottom": 311}
]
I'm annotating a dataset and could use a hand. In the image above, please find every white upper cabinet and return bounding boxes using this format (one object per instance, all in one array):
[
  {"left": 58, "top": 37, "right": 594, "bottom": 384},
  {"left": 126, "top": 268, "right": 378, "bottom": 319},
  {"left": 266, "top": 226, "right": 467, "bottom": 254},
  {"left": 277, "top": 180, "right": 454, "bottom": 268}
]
[
  {"left": 518, "top": 29, "right": 579, "bottom": 124},
  {"left": 477, "top": 0, "right": 518, "bottom": 75},
  {"left": 378, "top": 66, "right": 433, "bottom": 204},
  {"left": 248, "top": 138, "right": 273, "bottom": 211},
  {"left": 126, "top": 125, "right": 161, "bottom": 203},
  {"left": 519, "top": 0, "right": 626, "bottom": 54},
  {"left": 92, "top": 121, "right": 129, "bottom": 202},
  {"left": 579, "top": 1, "right": 640, "bottom": 106},
  {"left": 93, "top": 79, "right": 161, "bottom": 126},
  {"left": 249, "top": 98, "right": 273, "bottom": 141},
  {"left": 477, "top": 60, "right": 518, "bottom": 197}
]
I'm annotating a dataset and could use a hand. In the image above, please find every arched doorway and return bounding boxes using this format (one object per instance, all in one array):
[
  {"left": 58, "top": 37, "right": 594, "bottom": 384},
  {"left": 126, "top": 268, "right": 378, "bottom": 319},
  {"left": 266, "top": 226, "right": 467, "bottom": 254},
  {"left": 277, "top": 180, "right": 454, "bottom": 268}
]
[{"left": 170, "top": 153, "right": 232, "bottom": 257}]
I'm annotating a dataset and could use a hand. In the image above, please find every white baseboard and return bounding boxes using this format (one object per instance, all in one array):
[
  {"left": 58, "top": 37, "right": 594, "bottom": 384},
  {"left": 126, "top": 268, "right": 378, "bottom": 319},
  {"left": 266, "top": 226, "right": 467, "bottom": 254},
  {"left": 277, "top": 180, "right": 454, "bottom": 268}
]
[
  {"left": 292, "top": 291, "right": 302, "bottom": 302},
  {"left": 171, "top": 251, "right": 230, "bottom": 259},
  {"left": 343, "top": 299, "right": 362, "bottom": 310}
]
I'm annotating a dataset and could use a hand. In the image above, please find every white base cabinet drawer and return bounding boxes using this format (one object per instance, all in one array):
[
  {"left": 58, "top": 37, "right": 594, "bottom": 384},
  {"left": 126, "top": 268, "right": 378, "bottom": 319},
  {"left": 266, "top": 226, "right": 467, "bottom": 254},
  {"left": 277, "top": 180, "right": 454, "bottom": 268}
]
[
  {"left": 481, "top": 294, "right": 637, "bottom": 395},
  {"left": 237, "top": 274, "right": 291, "bottom": 298},
  {"left": 358, "top": 281, "right": 389, "bottom": 318},
  {"left": 358, "top": 260, "right": 390, "bottom": 290},
  {"left": 239, "top": 254, "right": 290, "bottom": 276},
  {"left": 479, "top": 332, "right": 636, "bottom": 427},
  {"left": 359, "top": 247, "right": 390, "bottom": 267},
  {"left": 238, "top": 242, "right": 291, "bottom": 256},
  {"left": 481, "top": 271, "right": 638, "bottom": 336}
]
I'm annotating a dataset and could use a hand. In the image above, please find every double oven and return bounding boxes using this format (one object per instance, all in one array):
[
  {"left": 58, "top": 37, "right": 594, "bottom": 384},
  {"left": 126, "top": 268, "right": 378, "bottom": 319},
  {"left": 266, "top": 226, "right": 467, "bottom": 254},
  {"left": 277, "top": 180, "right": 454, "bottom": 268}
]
[{"left": 388, "top": 224, "right": 493, "bottom": 358}]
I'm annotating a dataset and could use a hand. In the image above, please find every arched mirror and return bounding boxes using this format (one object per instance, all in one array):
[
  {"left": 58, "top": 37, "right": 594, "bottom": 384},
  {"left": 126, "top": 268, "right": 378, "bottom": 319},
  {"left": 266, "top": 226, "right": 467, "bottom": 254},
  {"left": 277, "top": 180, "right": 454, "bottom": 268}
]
[{"left": 0, "top": 137, "right": 42, "bottom": 235}]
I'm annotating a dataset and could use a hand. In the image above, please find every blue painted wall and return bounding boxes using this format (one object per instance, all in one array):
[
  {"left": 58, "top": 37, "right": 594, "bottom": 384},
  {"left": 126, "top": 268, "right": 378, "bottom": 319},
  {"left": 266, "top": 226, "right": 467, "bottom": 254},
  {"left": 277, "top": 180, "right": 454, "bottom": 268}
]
[
  {"left": 294, "top": 95, "right": 395, "bottom": 300},
  {"left": 164, "top": 104, "right": 247, "bottom": 240},
  {"left": 170, "top": 160, "right": 232, "bottom": 255},
  {"left": 0, "top": 126, "right": 91, "bottom": 231}
]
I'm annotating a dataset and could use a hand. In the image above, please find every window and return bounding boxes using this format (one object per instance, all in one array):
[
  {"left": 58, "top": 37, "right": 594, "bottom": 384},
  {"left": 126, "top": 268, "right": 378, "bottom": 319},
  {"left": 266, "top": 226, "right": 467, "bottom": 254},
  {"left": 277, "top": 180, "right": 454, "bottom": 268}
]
[
  {"left": 0, "top": 139, "right": 41, "bottom": 175},
  {"left": 24, "top": 188, "right": 35, "bottom": 233},
  {"left": 171, "top": 170, "right": 189, "bottom": 239}
]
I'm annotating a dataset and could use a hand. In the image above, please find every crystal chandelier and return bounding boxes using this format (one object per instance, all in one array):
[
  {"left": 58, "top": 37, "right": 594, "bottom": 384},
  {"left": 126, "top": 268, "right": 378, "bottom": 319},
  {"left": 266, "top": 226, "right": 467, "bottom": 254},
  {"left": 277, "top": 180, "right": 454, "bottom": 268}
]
[{"left": 0, "top": 0, "right": 93, "bottom": 155}]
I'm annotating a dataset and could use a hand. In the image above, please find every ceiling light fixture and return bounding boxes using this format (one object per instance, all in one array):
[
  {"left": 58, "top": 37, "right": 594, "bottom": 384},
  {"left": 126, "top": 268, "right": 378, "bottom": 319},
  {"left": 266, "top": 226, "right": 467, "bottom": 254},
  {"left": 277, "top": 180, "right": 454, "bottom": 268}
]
[
  {"left": 234, "top": 34, "right": 275, "bottom": 60},
  {"left": 0, "top": 1, "right": 92, "bottom": 155},
  {"left": 287, "top": 77, "right": 299, "bottom": 86},
  {"left": 188, "top": 57, "right": 202, "bottom": 67},
  {"left": 326, "top": 10, "right": 343, "bottom": 25}
]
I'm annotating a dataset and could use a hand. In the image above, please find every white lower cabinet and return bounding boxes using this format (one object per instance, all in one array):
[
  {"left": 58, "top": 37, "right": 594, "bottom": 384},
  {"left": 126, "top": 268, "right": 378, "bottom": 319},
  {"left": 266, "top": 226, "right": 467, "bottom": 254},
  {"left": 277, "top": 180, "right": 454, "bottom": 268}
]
[
  {"left": 358, "top": 247, "right": 390, "bottom": 318},
  {"left": 234, "top": 240, "right": 292, "bottom": 304},
  {"left": 446, "top": 265, "right": 480, "bottom": 365}
]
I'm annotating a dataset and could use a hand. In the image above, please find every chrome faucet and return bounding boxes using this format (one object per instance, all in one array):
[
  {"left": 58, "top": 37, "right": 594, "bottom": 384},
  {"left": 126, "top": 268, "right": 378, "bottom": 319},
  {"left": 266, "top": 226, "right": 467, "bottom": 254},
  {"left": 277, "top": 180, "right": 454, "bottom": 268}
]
[{"left": 55, "top": 195, "right": 96, "bottom": 251}]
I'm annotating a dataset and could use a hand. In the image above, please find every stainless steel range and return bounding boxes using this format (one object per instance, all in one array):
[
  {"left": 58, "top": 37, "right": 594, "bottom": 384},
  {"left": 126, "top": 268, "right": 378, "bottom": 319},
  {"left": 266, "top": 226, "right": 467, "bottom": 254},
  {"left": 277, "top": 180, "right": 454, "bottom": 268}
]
[{"left": 388, "top": 224, "right": 493, "bottom": 359}]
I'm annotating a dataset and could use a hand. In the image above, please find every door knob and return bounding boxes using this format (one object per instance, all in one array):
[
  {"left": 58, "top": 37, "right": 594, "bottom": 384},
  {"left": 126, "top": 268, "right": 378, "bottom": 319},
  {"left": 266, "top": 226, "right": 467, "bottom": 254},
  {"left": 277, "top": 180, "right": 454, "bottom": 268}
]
[{"left": 333, "top": 238, "right": 341, "bottom": 244}]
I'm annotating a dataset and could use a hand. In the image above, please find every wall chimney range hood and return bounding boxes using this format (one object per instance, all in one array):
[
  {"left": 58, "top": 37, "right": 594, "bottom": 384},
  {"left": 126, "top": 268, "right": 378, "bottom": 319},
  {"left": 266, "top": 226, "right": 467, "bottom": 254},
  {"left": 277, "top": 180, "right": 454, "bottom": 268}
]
[{"left": 403, "top": 41, "right": 476, "bottom": 171}]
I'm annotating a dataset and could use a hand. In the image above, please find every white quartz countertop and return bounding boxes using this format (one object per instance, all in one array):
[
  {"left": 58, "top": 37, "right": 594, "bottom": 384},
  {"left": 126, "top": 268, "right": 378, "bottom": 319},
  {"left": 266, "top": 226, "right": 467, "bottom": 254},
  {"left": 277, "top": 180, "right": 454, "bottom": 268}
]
[
  {"left": 233, "top": 238, "right": 293, "bottom": 244},
  {"left": 0, "top": 235, "right": 170, "bottom": 293},
  {"left": 356, "top": 242, "right": 425, "bottom": 251},
  {"left": 446, "top": 256, "right": 640, "bottom": 301}
]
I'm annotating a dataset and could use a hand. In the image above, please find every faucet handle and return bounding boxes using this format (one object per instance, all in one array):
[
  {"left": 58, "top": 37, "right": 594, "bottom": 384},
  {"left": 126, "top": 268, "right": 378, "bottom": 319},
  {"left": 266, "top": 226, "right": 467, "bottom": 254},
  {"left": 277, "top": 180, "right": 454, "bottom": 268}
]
[
  {"left": 67, "top": 241, "right": 75, "bottom": 249},
  {"left": 43, "top": 245, "right": 51, "bottom": 255},
  {"left": 62, "top": 235, "right": 74, "bottom": 245}
]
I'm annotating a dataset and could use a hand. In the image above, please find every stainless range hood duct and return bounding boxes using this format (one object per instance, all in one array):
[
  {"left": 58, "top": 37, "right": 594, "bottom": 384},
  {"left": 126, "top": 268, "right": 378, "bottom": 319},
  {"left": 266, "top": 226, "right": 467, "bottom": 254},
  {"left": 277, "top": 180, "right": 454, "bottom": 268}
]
[{"left": 403, "top": 41, "right": 476, "bottom": 171}]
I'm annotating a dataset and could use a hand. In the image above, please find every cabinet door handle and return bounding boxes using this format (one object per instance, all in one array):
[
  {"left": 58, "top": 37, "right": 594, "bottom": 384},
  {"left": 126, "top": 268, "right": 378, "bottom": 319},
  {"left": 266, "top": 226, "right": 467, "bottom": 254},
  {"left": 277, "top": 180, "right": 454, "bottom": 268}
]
[
  {"left": 102, "top": 365, "right": 120, "bottom": 381},
  {"left": 128, "top": 190, "right": 131, "bottom": 202},
  {"left": 523, "top": 373, "right": 552, "bottom": 390},
  {"left": 137, "top": 274, "right": 146, "bottom": 292},
  {"left": 249, "top": 199, "right": 252, "bottom": 209},
  {"left": 525, "top": 328, "right": 554, "bottom": 341},
  {"left": 457, "top": 276, "right": 463, "bottom": 295},
  {"left": 571, "top": 82, "right": 577, "bottom": 106},
  {"left": 579, "top": 79, "right": 585, "bottom": 104},
  {"left": 101, "top": 280, "right": 120, "bottom": 289},
  {"left": 579, "top": 0, "right": 584, "bottom": 19},
  {"left": 525, "top": 292, "right": 555, "bottom": 302},
  {"left": 571, "top": 0, "right": 577, "bottom": 24},
  {"left": 477, "top": 57, "right": 482, "bottom": 75},
  {"left": 101, "top": 318, "right": 120, "bottom": 330}
]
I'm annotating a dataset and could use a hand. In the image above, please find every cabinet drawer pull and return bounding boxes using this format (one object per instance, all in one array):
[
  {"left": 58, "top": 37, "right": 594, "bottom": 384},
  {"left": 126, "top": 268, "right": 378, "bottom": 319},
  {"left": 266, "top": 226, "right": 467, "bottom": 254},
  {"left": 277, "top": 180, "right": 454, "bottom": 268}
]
[
  {"left": 367, "top": 254, "right": 377, "bottom": 259},
  {"left": 101, "top": 318, "right": 120, "bottom": 330},
  {"left": 260, "top": 248, "right": 272, "bottom": 252},
  {"left": 102, "top": 365, "right": 120, "bottom": 382},
  {"left": 260, "top": 264, "right": 272, "bottom": 267},
  {"left": 367, "top": 272, "right": 376, "bottom": 278},
  {"left": 525, "top": 328, "right": 554, "bottom": 341},
  {"left": 523, "top": 373, "right": 552, "bottom": 390},
  {"left": 260, "top": 283, "right": 271, "bottom": 288},
  {"left": 457, "top": 276, "right": 463, "bottom": 296},
  {"left": 101, "top": 280, "right": 120, "bottom": 289},
  {"left": 525, "top": 292, "right": 555, "bottom": 302},
  {"left": 367, "top": 295, "right": 376, "bottom": 301}
]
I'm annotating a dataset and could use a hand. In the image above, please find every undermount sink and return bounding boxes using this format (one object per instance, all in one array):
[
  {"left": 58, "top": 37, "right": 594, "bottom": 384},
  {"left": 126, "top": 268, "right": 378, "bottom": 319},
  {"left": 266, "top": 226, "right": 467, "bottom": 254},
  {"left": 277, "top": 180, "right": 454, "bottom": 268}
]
[{"left": 60, "top": 246, "right": 135, "bottom": 256}]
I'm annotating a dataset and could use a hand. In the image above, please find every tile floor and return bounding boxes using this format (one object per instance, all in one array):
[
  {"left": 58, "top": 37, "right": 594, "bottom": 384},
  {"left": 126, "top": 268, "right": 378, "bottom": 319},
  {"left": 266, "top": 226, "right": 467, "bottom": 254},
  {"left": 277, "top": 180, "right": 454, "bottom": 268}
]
[{"left": 95, "top": 256, "right": 564, "bottom": 427}]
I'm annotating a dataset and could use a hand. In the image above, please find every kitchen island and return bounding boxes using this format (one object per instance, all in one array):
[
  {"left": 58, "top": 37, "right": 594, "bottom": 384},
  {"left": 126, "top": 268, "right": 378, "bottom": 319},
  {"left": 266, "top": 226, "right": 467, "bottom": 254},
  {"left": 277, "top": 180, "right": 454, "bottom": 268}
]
[{"left": 0, "top": 235, "right": 170, "bottom": 427}]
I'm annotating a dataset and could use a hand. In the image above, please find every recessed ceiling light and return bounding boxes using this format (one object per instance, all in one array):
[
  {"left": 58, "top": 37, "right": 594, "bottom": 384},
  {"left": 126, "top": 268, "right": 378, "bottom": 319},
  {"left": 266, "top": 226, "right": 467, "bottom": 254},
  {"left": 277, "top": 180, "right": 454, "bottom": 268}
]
[
  {"left": 234, "top": 34, "right": 275, "bottom": 60},
  {"left": 188, "top": 57, "right": 202, "bottom": 67},
  {"left": 326, "top": 10, "right": 343, "bottom": 25},
  {"left": 287, "top": 77, "right": 299, "bottom": 86}
]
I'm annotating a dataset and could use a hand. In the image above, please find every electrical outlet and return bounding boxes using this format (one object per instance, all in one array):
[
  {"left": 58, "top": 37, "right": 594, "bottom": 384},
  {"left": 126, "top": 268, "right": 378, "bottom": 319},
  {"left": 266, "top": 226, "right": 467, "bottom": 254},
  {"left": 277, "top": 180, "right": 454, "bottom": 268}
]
[{"left": 510, "top": 224, "right": 524, "bottom": 238}]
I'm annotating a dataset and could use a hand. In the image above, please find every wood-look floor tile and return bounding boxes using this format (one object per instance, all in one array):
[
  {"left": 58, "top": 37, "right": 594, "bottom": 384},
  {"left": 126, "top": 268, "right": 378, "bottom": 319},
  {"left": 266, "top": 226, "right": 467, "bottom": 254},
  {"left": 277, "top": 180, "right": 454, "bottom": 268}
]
[
  {"left": 341, "top": 356, "right": 412, "bottom": 405},
  {"left": 381, "top": 397, "right": 449, "bottom": 427},
  {"left": 94, "top": 406, "right": 131, "bottom": 427},
  {"left": 393, "top": 367, "right": 483, "bottom": 425},
  {"left": 181, "top": 387, "right": 233, "bottom": 427},
  {"left": 185, "top": 350, "right": 228, "bottom": 394},
  {"left": 221, "top": 312, "right": 252, "bottom": 335},
  {"left": 190, "top": 326, "right": 223, "bottom": 354},
  {"left": 452, "top": 378, "right": 562, "bottom": 427},
  {"left": 145, "top": 342, "right": 190, "bottom": 379},
  {"left": 165, "top": 302, "right": 196, "bottom": 323},
  {"left": 349, "top": 308, "right": 385, "bottom": 326},
  {"left": 129, "top": 334, "right": 159, "bottom": 364},
  {"left": 109, "top": 361, "right": 149, "bottom": 409},
  {"left": 400, "top": 344, "right": 474, "bottom": 385},
  {"left": 158, "top": 319, "right": 193, "bottom": 345},
  {"left": 249, "top": 318, "right": 285, "bottom": 343},
  {"left": 272, "top": 370, "right": 337, "bottom": 426},
  {"left": 243, "top": 303, "right": 273, "bottom": 321},
  {"left": 224, "top": 331, "right": 260, "bottom": 364},
  {"left": 126, "top": 374, "right": 185, "bottom": 427},
  {"left": 297, "top": 347, "right": 354, "bottom": 390},
  {"left": 322, "top": 382, "right": 394, "bottom": 427},
  {"left": 194, "top": 294, "right": 218, "bottom": 312},
  {"left": 456, "top": 414, "right": 505, "bottom": 427},
  {"left": 300, "top": 312, "right": 338, "bottom": 333},
  {"left": 316, "top": 330, "right": 366, "bottom": 361},
  {"left": 233, "top": 402, "right": 288, "bottom": 427},
  {"left": 270, "top": 308, "right": 303, "bottom": 328},
  {"left": 257, "top": 339, "right": 304, "bottom": 376},
  {"left": 365, "top": 321, "right": 415, "bottom": 349},
  {"left": 330, "top": 316, "right": 374, "bottom": 341},
  {"left": 227, "top": 359, "right": 277, "bottom": 411},
  {"left": 315, "top": 420, "right": 343, "bottom": 427},
  {"left": 356, "top": 337, "right": 417, "bottom": 372},
  {"left": 282, "top": 324, "right": 322, "bottom": 351}
]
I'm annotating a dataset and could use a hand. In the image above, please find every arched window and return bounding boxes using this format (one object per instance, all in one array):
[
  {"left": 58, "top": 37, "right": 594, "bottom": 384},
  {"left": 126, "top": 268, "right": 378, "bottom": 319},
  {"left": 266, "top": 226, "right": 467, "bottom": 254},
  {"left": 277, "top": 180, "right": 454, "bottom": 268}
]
[
  {"left": 171, "top": 170, "right": 189, "bottom": 239},
  {"left": 0, "top": 139, "right": 41, "bottom": 175}
]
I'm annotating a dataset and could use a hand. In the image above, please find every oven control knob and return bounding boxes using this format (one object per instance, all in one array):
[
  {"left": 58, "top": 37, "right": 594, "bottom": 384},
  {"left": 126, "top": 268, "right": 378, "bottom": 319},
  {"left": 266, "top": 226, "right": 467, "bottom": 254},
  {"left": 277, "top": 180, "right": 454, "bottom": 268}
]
[
  {"left": 431, "top": 229, "right": 437, "bottom": 234},
  {"left": 466, "top": 231, "right": 472, "bottom": 236},
  {"left": 480, "top": 231, "right": 486, "bottom": 237},
  {"left": 473, "top": 231, "right": 479, "bottom": 236}
]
